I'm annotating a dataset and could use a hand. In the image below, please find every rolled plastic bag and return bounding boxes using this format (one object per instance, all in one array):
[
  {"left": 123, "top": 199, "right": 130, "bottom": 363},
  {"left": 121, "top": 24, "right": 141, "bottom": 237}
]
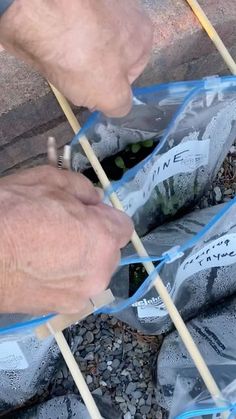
[
  {"left": 156, "top": 292, "right": 236, "bottom": 418},
  {"left": 72, "top": 76, "right": 236, "bottom": 235},
  {"left": 0, "top": 314, "right": 61, "bottom": 414}
]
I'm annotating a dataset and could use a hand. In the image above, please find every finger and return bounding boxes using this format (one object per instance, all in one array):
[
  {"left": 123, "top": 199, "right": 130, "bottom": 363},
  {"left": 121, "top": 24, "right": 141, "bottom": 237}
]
[
  {"left": 128, "top": 50, "right": 152, "bottom": 84},
  {"left": 96, "top": 75, "right": 133, "bottom": 118},
  {"left": 91, "top": 203, "right": 134, "bottom": 248},
  {"left": 4, "top": 166, "right": 103, "bottom": 206},
  {"left": 58, "top": 170, "right": 103, "bottom": 205}
]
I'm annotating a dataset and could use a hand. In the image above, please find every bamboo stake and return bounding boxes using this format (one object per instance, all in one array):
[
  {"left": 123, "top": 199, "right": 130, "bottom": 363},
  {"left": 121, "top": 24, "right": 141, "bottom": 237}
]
[
  {"left": 47, "top": 325, "right": 103, "bottom": 419},
  {"left": 49, "top": 83, "right": 224, "bottom": 406},
  {"left": 186, "top": 0, "right": 236, "bottom": 75},
  {"left": 46, "top": 137, "right": 102, "bottom": 419}
]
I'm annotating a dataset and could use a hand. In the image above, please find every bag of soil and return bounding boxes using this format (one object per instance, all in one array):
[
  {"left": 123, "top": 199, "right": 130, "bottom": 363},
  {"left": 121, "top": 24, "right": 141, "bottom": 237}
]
[
  {"left": 72, "top": 76, "right": 236, "bottom": 235},
  {"left": 156, "top": 293, "right": 236, "bottom": 418},
  {"left": 0, "top": 314, "right": 61, "bottom": 415},
  {"left": 10, "top": 394, "right": 122, "bottom": 419},
  {"left": 8, "top": 395, "right": 91, "bottom": 419},
  {"left": 99, "top": 198, "right": 236, "bottom": 335}
]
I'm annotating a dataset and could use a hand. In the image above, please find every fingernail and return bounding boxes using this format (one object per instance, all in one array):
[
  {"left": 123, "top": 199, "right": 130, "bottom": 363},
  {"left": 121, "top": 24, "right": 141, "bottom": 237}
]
[{"left": 95, "top": 187, "right": 104, "bottom": 200}]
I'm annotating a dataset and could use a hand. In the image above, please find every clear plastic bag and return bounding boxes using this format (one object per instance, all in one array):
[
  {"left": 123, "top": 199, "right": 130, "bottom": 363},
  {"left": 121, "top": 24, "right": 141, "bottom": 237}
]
[
  {"left": 156, "top": 293, "right": 236, "bottom": 418},
  {"left": 10, "top": 395, "right": 91, "bottom": 419},
  {"left": 0, "top": 315, "right": 60, "bottom": 414},
  {"left": 72, "top": 76, "right": 236, "bottom": 235},
  {"left": 103, "top": 199, "right": 236, "bottom": 335}
]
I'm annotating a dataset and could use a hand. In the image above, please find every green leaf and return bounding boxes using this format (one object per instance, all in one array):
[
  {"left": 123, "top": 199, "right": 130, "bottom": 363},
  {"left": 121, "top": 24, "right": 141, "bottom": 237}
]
[
  {"left": 141, "top": 139, "right": 154, "bottom": 148},
  {"left": 115, "top": 156, "right": 126, "bottom": 170},
  {"left": 131, "top": 143, "right": 141, "bottom": 153}
]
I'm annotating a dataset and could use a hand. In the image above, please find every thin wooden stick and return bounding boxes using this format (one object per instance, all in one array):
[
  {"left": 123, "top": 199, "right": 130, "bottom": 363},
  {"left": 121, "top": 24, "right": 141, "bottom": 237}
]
[
  {"left": 47, "top": 325, "right": 102, "bottom": 419},
  {"left": 46, "top": 135, "right": 102, "bottom": 418},
  {"left": 186, "top": 0, "right": 236, "bottom": 75},
  {"left": 49, "top": 83, "right": 224, "bottom": 406}
]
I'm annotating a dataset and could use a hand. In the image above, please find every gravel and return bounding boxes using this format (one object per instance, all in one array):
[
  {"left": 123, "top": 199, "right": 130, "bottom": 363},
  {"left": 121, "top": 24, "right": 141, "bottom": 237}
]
[
  {"left": 198, "top": 143, "right": 236, "bottom": 208},
  {"left": 49, "top": 314, "right": 163, "bottom": 419}
]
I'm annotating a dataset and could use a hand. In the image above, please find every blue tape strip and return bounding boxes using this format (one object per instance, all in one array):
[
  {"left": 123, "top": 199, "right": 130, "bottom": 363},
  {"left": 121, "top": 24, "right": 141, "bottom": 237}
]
[
  {"left": 120, "top": 255, "right": 164, "bottom": 266},
  {"left": 70, "top": 111, "right": 100, "bottom": 146},
  {"left": 175, "top": 402, "right": 236, "bottom": 419},
  {"left": 0, "top": 313, "right": 55, "bottom": 335}
]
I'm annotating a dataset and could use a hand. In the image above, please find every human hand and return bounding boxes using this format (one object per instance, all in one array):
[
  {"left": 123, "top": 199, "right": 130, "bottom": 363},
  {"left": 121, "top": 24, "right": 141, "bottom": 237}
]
[
  {"left": 0, "top": 0, "right": 153, "bottom": 117},
  {"left": 0, "top": 166, "right": 133, "bottom": 315}
]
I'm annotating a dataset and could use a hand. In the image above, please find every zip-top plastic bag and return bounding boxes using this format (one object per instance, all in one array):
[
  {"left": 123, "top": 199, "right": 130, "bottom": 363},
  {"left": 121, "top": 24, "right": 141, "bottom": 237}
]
[
  {"left": 103, "top": 199, "right": 236, "bottom": 335},
  {"left": 156, "top": 292, "right": 236, "bottom": 418},
  {"left": 0, "top": 314, "right": 61, "bottom": 414},
  {"left": 9, "top": 395, "right": 91, "bottom": 419},
  {"left": 72, "top": 76, "right": 236, "bottom": 235}
]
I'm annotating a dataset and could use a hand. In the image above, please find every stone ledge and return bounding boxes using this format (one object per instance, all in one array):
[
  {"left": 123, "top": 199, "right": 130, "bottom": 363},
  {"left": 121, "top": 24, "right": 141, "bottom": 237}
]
[{"left": 0, "top": 0, "right": 235, "bottom": 173}]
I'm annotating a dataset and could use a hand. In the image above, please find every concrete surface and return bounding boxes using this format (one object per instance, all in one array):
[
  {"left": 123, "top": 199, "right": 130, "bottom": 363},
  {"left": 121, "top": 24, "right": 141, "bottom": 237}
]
[
  {"left": 0, "top": 0, "right": 235, "bottom": 174},
  {"left": 140, "top": 0, "right": 236, "bottom": 84}
]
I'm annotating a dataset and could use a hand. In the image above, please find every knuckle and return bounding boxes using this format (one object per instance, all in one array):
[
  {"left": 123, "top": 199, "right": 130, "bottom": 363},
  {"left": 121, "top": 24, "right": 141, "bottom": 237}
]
[{"left": 39, "top": 165, "right": 55, "bottom": 176}]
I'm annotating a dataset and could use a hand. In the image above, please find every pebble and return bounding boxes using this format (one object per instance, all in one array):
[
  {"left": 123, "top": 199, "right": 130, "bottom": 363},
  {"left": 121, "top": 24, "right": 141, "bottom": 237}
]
[
  {"left": 140, "top": 405, "right": 151, "bottom": 415},
  {"left": 98, "top": 362, "right": 107, "bottom": 372},
  {"left": 132, "top": 390, "right": 142, "bottom": 399},
  {"left": 62, "top": 365, "right": 68, "bottom": 379},
  {"left": 103, "top": 370, "right": 110, "bottom": 380},
  {"left": 120, "top": 402, "right": 128, "bottom": 413},
  {"left": 133, "top": 359, "right": 140, "bottom": 368},
  {"left": 79, "top": 327, "right": 87, "bottom": 336},
  {"left": 124, "top": 413, "right": 132, "bottom": 419},
  {"left": 85, "top": 315, "right": 95, "bottom": 324},
  {"left": 213, "top": 186, "right": 222, "bottom": 202},
  {"left": 86, "top": 375, "right": 93, "bottom": 385},
  {"left": 112, "top": 359, "right": 120, "bottom": 369},
  {"left": 99, "top": 380, "right": 107, "bottom": 387},
  {"left": 115, "top": 396, "right": 125, "bottom": 403},
  {"left": 92, "top": 388, "right": 103, "bottom": 396},
  {"left": 84, "top": 352, "right": 94, "bottom": 361},
  {"left": 110, "top": 317, "right": 118, "bottom": 326},
  {"left": 224, "top": 188, "right": 233, "bottom": 195},
  {"left": 126, "top": 382, "right": 137, "bottom": 395},
  {"left": 73, "top": 335, "right": 83, "bottom": 347},
  {"left": 56, "top": 371, "right": 63, "bottom": 380},
  {"left": 127, "top": 403, "right": 136, "bottom": 416},
  {"left": 124, "top": 343, "right": 133, "bottom": 353},
  {"left": 84, "top": 331, "right": 94, "bottom": 344},
  {"left": 146, "top": 393, "right": 152, "bottom": 406},
  {"left": 139, "top": 398, "right": 145, "bottom": 407}
]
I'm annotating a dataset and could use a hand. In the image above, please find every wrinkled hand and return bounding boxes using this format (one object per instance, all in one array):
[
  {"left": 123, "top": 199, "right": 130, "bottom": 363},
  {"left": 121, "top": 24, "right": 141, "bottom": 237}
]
[
  {"left": 0, "top": 166, "right": 133, "bottom": 314},
  {"left": 0, "top": 0, "right": 153, "bottom": 117}
]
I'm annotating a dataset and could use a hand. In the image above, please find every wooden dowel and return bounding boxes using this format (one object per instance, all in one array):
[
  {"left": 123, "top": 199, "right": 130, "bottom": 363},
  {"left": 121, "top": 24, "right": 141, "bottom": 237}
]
[
  {"left": 186, "top": 0, "right": 236, "bottom": 75},
  {"left": 47, "top": 325, "right": 103, "bottom": 419}
]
